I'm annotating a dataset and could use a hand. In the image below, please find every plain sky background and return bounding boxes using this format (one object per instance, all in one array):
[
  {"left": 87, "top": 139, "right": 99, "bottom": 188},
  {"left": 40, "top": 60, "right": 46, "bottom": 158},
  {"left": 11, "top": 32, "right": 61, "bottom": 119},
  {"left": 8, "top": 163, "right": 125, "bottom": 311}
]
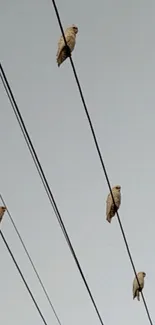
[{"left": 0, "top": 0, "right": 155, "bottom": 324}]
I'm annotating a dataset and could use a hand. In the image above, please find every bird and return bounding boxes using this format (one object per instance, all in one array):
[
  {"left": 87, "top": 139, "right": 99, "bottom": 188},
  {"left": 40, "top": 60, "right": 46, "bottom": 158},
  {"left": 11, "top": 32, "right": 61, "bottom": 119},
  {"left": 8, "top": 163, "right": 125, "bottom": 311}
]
[
  {"left": 106, "top": 185, "right": 121, "bottom": 223},
  {"left": 0, "top": 206, "right": 6, "bottom": 223},
  {"left": 56, "top": 24, "right": 78, "bottom": 67},
  {"left": 133, "top": 272, "right": 146, "bottom": 301}
]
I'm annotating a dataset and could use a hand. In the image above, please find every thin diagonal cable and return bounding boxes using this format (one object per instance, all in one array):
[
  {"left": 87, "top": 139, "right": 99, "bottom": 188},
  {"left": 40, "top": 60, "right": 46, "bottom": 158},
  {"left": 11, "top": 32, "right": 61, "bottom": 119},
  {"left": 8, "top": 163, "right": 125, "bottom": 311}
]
[
  {"left": 0, "top": 194, "right": 62, "bottom": 325},
  {"left": 50, "top": 3, "right": 153, "bottom": 324},
  {"left": 0, "top": 64, "right": 105, "bottom": 325},
  {"left": 0, "top": 230, "right": 48, "bottom": 325}
]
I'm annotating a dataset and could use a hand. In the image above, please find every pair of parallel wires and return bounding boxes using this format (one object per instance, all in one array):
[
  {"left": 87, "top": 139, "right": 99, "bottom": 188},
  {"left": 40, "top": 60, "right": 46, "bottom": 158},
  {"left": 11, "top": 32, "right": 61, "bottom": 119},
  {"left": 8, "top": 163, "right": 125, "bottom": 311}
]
[{"left": 0, "top": 1, "right": 153, "bottom": 325}]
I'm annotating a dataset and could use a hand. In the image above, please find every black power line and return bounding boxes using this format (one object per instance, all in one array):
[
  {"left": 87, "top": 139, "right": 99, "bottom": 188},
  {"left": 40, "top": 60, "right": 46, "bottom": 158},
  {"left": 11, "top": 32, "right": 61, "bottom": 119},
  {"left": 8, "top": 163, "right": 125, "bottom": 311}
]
[
  {"left": 0, "top": 193, "right": 62, "bottom": 325},
  {"left": 50, "top": 3, "right": 153, "bottom": 325},
  {"left": 0, "top": 230, "right": 48, "bottom": 325},
  {"left": 0, "top": 63, "right": 105, "bottom": 325}
]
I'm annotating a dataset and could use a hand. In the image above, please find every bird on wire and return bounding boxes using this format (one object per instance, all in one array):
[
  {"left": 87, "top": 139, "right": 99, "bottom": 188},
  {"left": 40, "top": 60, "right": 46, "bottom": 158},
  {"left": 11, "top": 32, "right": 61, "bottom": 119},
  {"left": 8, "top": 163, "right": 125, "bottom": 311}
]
[
  {"left": 133, "top": 272, "right": 146, "bottom": 301},
  {"left": 106, "top": 185, "right": 121, "bottom": 223},
  {"left": 56, "top": 24, "right": 78, "bottom": 67}
]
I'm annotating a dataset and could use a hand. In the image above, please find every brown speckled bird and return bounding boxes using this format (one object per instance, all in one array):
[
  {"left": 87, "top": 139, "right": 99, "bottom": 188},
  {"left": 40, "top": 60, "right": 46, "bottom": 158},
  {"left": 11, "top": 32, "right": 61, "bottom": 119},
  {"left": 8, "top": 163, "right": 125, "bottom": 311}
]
[
  {"left": 0, "top": 206, "right": 6, "bottom": 223},
  {"left": 56, "top": 25, "right": 78, "bottom": 67},
  {"left": 106, "top": 185, "right": 121, "bottom": 223},
  {"left": 133, "top": 272, "right": 146, "bottom": 301}
]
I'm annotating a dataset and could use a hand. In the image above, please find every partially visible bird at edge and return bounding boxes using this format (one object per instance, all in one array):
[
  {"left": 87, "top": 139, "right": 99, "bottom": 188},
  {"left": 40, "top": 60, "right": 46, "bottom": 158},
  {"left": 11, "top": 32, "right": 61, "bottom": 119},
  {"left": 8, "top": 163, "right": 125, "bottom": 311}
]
[
  {"left": 0, "top": 206, "right": 6, "bottom": 223},
  {"left": 56, "top": 24, "right": 78, "bottom": 67}
]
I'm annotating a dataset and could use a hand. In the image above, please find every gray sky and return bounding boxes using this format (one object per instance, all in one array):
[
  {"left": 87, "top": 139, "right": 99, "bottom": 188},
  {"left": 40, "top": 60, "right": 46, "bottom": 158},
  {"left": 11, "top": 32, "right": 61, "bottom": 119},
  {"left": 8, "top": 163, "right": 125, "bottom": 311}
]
[{"left": 0, "top": 0, "right": 155, "bottom": 324}]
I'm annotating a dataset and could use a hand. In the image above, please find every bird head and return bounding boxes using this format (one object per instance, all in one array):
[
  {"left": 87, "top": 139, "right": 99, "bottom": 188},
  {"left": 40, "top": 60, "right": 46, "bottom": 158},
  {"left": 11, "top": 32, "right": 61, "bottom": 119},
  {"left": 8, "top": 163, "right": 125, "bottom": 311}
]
[
  {"left": 1, "top": 206, "right": 6, "bottom": 212},
  {"left": 113, "top": 185, "right": 121, "bottom": 192},
  {"left": 137, "top": 272, "right": 146, "bottom": 278},
  {"left": 71, "top": 25, "right": 78, "bottom": 34}
]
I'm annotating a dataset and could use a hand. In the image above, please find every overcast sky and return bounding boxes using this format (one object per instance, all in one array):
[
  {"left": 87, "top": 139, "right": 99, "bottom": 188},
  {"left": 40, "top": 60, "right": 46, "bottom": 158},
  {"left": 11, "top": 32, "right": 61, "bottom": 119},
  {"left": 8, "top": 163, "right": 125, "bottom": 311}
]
[{"left": 0, "top": 0, "right": 155, "bottom": 324}]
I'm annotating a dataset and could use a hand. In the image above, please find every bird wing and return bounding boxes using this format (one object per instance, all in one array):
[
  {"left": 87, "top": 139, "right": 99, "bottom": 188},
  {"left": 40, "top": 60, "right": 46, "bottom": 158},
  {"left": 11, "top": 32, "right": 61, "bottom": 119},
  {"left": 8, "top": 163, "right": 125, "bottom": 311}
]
[
  {"left": 56, "top": 35, "right": 65, "bottom": 58},
  {"left": 138, "top": 275, "right": 144, "bottom": 289},
  {"left": 133, "top": 277, "right": 138, "bottom": 298},
  {"left": 66, "top": 34, "right": 76, "bottom": 51},
  {"left": 57, "top": 33, "right": 75, "bottom": 58},
  {"left": 106, "top": 194, "right": 112, "bottom": 217},
  {"left": 113, "top": 190, "right": 121, "bottom": 209}
]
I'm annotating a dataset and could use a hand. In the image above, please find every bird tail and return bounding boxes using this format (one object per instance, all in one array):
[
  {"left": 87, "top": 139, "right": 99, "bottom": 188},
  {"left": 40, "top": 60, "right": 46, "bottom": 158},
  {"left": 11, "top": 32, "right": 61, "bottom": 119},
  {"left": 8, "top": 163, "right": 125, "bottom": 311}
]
[
  {"left": 106, "top": 216, "right": 111, "bottom": 223},
  {"left": 57, "top": 56, "right": 62, "bottom": 67},
  {"left": 137, "top": 291, "right": 140, "bottom": 301},
  {"left": 133, "top": 290, "right": 140, "bottom": 301}
]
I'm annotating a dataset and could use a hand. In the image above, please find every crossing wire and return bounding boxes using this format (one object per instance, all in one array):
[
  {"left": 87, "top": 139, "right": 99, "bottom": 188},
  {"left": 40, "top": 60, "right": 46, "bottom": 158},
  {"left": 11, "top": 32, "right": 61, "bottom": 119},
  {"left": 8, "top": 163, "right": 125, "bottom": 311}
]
[
  {"left": 0, "top": 230, "right": 48, "bottom": 325},
  {"left": 0, "top": 193, "right": 62, "bottom": 325},
  {"left": 0, "top": 63, "right": 105, "bottom": 325},
  {"left": 50, "top": 3, "right": 153, "bottom": 325}
]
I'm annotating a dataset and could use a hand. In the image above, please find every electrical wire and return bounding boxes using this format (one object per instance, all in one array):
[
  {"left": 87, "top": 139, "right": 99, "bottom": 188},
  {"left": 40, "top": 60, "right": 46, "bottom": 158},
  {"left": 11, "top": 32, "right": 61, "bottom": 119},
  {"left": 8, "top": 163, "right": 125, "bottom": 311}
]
[
  {"left": 50, "top": 3, "right": 153, "bottom": 324},
  {"left": 0, "top": 230, "right": 48, "bottom": 325},
  {"left": 0, "top": 193, "right": 62, "bottom": 325},
  {"left": 0, "top": 63, "right": 105, "bottom": 325}
]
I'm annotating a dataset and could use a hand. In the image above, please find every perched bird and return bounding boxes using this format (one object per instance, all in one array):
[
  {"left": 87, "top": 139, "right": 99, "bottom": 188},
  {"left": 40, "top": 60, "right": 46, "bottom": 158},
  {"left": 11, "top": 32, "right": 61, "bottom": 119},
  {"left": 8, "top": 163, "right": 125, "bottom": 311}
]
[
  {"left": 0, "top": 206, "right": 6, "bottom": 223},
  {"left": 133, "top": 272, "right": 146, "bottom": 301},
  {"left": 56, "top": 24, "right": 78, "bottom": 67},
  {"left": 106, "top": 185, "right": 121, "bottom": 223}
]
